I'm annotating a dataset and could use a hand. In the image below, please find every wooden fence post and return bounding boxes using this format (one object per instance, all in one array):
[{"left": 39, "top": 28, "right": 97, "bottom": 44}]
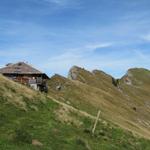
[{"left": 92, "top": 110, "right": 101, "bottom": 135}]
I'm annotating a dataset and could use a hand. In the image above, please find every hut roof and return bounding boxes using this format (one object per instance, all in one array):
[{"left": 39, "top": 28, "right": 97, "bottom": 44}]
[{"left": 0, "top": 62, "right": 49, "bottom": 78}]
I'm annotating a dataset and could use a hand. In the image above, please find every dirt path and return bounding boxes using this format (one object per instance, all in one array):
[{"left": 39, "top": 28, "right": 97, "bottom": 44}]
[{"left": 47, "top": 96, "right": 97, "bottom": 120}]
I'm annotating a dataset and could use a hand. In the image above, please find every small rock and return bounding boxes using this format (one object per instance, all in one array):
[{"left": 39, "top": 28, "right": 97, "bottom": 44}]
[
  {"left": 32, "top": 139, "right": 43, "bottom": 147},
  {"left": 102, "top": 120, "right": 108, "bottom": 126},
  {"left": 56, "top": 85, "right": 62, "bottom": 91},
  {"left": 66, "top": 101, "right": 71, "bottom": 105},
  {"left": 124, "top": 77, "right": 132, "bottom": 85}
]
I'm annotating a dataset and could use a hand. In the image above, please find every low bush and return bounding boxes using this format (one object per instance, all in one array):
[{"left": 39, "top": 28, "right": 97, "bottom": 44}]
[{"left": 14, "top": 128, "right": 32, "bottom": 144}]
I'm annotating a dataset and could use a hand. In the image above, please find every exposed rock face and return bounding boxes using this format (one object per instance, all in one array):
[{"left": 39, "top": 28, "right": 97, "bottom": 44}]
[
  {"left": 123, "top": 70, "right": 133, "bottom": 85},
  {"left": 124, "top": 77, "right": 132, "bottom": 85},
  {"left": 68, "top": 66, "right": 80, "bottom": 80},
  {"left": 122, "top": 74, "right": 131, "bottom": 85}
]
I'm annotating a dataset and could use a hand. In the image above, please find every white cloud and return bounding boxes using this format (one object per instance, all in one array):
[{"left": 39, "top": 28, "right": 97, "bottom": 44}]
[
  {"left": 85, "top": 43, "right": 113, "bottom": 51},
  {"left": 63, "top": 42, "right": 113, "bottom": 54}
]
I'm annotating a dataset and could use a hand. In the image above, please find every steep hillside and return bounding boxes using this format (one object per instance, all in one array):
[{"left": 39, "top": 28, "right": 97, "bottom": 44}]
[
  {"left": 1, "top": 73, "right": 150, "bottom": 149},
  {"left": 0, "top": 75, "right": 47, "bottom": 111},
  {"left": 48, "top": 67, "right": 150, "bottom": 139}
]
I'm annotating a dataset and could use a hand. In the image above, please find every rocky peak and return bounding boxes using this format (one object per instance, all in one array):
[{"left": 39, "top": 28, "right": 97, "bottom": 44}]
[
  {"left": 68, "top": 66, "right": 88, "bottom": 80},
  {"left": 68, "top": 66, "right": 79, "bottom": 80}
]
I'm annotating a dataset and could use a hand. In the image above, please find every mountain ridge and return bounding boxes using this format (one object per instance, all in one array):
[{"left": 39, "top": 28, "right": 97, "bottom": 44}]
[{"left": 48, "top": 66, "right": 150, "bottom": 139}]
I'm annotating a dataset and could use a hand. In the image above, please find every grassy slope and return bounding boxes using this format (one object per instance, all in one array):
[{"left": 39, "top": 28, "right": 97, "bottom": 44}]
[
  {"left": 48, "top": 67, "right": 150, "bottom": 139},
  {"left": 1, "top": 75, "right": 150, "bottom": 149}
]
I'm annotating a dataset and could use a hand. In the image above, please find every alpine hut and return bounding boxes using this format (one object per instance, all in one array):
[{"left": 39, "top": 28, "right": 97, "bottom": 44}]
[{"left": 0, "top": 62, "right": 49, "bottom": 92}]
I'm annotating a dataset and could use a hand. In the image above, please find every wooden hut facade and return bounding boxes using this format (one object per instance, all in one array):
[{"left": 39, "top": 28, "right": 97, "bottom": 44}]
[{"left": 0, "top": 62, "right": 49, "bottom": 92}]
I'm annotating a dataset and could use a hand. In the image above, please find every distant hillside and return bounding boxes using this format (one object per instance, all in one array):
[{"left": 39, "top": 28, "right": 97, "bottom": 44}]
[
  {"left": 48, "top": 66, "right": 150, "bottom": 139},
  {"left": 1, "top": 71, "right": 150, "bottom": 149}
]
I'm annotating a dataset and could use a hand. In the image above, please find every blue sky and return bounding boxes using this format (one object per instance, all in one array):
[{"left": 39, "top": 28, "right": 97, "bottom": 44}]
[{"left": 0, "top": 0, "right": 150, "bottom": 77}]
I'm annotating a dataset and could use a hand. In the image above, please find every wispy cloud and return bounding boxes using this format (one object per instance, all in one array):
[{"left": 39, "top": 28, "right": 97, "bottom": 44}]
[
  {"left": 85, "top": 43, "right": 113, "bottom": 50},
  {"left": 133, "top": 49, "right": 148, "bottom": 59},
  {"left": 63, "top": 42, "right": 114, "bottom": 54}
]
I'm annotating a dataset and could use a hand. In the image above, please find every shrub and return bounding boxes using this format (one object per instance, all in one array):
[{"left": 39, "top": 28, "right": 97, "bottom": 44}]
[
  {"left": 83, "top": 128, "right": 91, "bottom": 134},
  {"left": 0, "top": 113, "right": 7, "bottom": 126},
  {"left": 14, "top": 128, "right": 32, "bottom": 144}
]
